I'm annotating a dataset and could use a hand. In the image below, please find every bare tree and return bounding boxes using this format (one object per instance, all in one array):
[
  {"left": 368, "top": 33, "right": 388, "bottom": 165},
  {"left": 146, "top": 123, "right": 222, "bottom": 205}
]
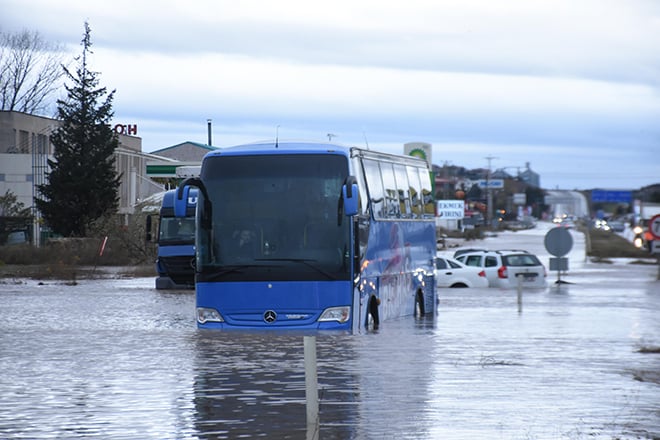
[{"left": 0, "top": 29, "right": 67, "bottom": 115}]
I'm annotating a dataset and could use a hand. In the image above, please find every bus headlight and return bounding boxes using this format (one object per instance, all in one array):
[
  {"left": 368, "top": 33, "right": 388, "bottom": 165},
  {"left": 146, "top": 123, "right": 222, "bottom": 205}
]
[
  {"left": 197, "top": 307, "right": 224, "bottom": 324},
  {"left": 318, "top": 306, "right": 350, "bottom": 323}
]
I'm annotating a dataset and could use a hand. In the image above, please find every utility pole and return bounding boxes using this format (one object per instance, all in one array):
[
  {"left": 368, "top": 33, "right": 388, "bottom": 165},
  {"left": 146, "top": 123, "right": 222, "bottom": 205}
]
[
  {"left": 485, "top": 156, "right": 498, "bottom": 227},
  {"left": 443, "top": 161, "right": 451, "bottom": 199}
]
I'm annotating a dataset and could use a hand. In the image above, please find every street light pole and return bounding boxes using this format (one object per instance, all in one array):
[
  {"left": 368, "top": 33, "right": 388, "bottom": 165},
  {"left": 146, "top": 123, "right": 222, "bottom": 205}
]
[{"left": 485, "top": 156, "right": 498, "bottom": 227}]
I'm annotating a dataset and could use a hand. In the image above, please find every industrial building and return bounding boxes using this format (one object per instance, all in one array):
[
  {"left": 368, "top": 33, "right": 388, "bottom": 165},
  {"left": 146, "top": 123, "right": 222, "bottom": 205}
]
[{"left": 0, "top": 111, "right": 176, "bottom": 244}]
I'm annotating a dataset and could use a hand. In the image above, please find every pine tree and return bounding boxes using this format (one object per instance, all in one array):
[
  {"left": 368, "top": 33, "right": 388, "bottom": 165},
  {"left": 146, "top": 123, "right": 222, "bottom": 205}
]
[{"left": 35, "top": 22, "right": 121, "bottom": 237}]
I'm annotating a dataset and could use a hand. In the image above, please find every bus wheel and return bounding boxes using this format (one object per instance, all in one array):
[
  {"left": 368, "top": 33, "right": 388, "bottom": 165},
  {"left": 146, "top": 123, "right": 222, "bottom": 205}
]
[
  {"left": 415, "top": 290, "right": 425, "bottom": 316},
  {"left": 368, "top": 296, "right": 380, "bottom": 330}
]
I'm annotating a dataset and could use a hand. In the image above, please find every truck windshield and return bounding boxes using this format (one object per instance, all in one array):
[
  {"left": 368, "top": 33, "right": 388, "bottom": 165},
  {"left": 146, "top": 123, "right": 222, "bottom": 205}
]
[
  {"left": 159, "top": 217, "right": 196, "bottom": 244},
  {"left": 196, "top": 153, "right": 351, "bottom": 282}
]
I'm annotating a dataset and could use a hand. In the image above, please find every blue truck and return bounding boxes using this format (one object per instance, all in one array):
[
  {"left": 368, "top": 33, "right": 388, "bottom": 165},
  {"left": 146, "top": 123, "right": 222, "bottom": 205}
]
[{"left": 153, "top": 188, "right": 198, "bottom": 289}]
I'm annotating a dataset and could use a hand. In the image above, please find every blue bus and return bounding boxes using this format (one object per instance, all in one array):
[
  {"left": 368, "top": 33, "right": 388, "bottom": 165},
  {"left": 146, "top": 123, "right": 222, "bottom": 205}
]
[
  {"left": 175, "top": 141, "right": 436, "bottom": 332},
  {"left": 154, "top": 189, "right": 197, "bottom": 289}
]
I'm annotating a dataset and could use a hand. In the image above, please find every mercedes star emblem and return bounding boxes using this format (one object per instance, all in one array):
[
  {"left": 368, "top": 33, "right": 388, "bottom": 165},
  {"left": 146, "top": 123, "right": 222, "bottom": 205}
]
[{"left": 263, "top": 310, "right": 277, "bottom": 323}]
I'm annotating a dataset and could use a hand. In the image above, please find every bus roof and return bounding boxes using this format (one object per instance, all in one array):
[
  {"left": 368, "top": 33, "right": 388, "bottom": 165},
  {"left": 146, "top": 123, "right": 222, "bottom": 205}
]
[
  {"left": 203, "top": 140, "right": 429, "bottom": 169},
  {"left": 204, "top": 140, "right": 352, "bottom": 158}
]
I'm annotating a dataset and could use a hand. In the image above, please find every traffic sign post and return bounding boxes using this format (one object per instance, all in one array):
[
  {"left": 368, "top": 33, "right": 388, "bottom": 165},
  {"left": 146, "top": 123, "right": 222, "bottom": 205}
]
[
  {"left": 652, "top": 241, "right": 660, "bottom": 254},
  {"left": 545, "top": 227, "right": 573, "bottom": 284},
  {"left": 649, "top": 215, "right": 660, "bottom": 280},
  {"left": 544, "top": 227, "right": 573, "bottom": 256},
  {"left": 649, "top": 214, "right": 660, "bottom": 242}
]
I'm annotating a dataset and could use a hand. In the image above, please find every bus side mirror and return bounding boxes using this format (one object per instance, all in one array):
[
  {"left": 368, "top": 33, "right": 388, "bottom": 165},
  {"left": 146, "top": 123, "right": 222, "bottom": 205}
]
[
  {"left": 175, "top": 185, "right": 191, "bottom": 218},
  {"left": 145, "top": 215, "right": 152, "bottom": 241},
  {"left": 177, "top": 177, "right": 211, "bottom": 229},
  {"left": 343, "top": 177, "right": 358, "bottom": 216}
]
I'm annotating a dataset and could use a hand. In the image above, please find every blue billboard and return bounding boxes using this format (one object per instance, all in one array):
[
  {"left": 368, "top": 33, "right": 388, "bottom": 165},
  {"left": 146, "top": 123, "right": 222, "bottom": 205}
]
[{"left": 591, "top": 190, "right": 632, "bottom": 203}]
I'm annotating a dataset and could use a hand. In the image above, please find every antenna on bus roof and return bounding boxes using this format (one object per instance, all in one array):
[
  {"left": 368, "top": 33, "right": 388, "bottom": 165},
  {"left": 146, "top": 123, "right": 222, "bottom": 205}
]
[
  {"left": 363, "top": 131, "right": 370, "bottom": 150},
  {"left": 275, "top": 125, "right": 280, "bottom": 148}
]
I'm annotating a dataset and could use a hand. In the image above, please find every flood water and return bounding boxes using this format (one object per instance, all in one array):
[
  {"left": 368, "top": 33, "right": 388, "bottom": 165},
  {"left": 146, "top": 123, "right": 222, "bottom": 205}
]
[{"left": 1, "top": 230, "right": 659, "bottom": 439}]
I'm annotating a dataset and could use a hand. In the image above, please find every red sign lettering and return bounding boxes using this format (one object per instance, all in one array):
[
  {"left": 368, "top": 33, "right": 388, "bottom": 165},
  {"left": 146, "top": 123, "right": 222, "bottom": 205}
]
[{"left": 112, "top": 123, "right": 138, "bottom": 136}]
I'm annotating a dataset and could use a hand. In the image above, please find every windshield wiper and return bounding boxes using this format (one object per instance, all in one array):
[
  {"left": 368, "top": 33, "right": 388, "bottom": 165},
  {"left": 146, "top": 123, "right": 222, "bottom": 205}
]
[
  {"left": 202, "top": 264, "right": 275, "bottom": 281},
  {"left": 255, "top": 258, "right": 338, "bottom": 280},
  {"left": 201, "top": 266, "right": 245, "bottom": 281}
]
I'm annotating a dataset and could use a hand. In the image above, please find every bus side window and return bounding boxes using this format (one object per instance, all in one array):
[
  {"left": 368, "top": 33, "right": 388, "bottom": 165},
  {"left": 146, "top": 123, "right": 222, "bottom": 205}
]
[
  {"left": 393, "top": 163, "right": 412, "bottom": 218},
  {"left": 380, "top": 162, "right": 400, "bottom": 218},
  {"left": 362, "top": 159, "right": 386, "bottom": 219},
  {"left": 357, "top": 215, "right": 370, "bottom": 260},
  {"left": 418, "top": 167, "right": 434, "bottom": 218},
  {"left": 406, "top": 165, "right": 423, "bottom": 218}
]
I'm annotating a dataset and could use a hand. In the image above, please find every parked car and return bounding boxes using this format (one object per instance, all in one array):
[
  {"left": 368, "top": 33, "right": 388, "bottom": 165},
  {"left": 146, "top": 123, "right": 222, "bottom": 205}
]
[
  {"left": 434, "top": 256, "right": 489, "bottom": 288},
  {"left": 452, "top": 247, "right": 488, "bottom": 258},
  {"left": 607, "top": 220, "right": 626, "bottom": 233},
  {"left": 453, "top": 249, "right": 547, "bottom": 289},
  {"left": 592, "top": 219, "right": 610, "bottom": 230},
  {"left": 558, "top": 219, "right": 576, "bottom": 229}
]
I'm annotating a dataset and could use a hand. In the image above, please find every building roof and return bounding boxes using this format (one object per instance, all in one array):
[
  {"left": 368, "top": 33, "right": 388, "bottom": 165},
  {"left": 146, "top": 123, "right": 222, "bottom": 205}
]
[{"left": 150, "top": 141, "right": 218, "bottom": 155}]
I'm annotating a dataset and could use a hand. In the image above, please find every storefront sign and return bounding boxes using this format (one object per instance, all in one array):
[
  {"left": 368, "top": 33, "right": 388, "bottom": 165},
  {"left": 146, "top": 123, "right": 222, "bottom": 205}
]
[{"left": 436, "top": 200, "right": 465, "bottom": 219}]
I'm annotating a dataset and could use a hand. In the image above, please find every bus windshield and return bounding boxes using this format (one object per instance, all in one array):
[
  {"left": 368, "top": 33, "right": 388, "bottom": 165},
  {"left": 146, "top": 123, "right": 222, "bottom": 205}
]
[{"left": 197, "top": 153, "right": 351, "bottom": 282}]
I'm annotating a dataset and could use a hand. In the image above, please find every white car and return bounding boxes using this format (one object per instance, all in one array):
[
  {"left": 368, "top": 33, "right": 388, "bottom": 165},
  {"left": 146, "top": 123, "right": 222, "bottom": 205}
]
[
  {"left": 454, "top": 249, "right": 547, "bottom": 289},
  {"left": 434, "top": 256, "right": 489, "bottom": 288}
]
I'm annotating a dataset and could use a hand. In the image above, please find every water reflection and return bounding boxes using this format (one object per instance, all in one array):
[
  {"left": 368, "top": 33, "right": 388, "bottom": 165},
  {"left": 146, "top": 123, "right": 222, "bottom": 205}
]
[
  {"left": 0, "top": 267, "right": 659, "bottom": 439},
  {"left": 191, "top": 332, "right": 360, "bottom": 439}
]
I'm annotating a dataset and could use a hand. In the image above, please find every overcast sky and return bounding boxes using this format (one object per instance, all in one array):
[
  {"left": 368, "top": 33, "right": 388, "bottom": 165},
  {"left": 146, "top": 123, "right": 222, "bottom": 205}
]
[{"left": 3, "top": 0, "right": 659, "bottom": 190}]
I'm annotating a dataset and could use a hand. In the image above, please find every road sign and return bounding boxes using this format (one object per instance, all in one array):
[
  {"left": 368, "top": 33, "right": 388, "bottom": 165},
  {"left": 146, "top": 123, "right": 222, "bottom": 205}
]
[
  {"left": 549, "top": 257, "right": 569, "bottom": 271},
  {"left": 544, "top": 227, "right": 573, "bottom": 257},
  {"left": 513, "top": 193, "right": 526, "bottom": 205},
  {"left": 591, "top": 190, "right": 632, "bottom": 203},
  {"left": 477, "top": 179, "right": 503, "bottom": 189},
  {"left": 649, "top": 214, "right": 660, "bottom": 240},
  {"left": 652, "top": 240, "right": 660, "bottom": 254}
]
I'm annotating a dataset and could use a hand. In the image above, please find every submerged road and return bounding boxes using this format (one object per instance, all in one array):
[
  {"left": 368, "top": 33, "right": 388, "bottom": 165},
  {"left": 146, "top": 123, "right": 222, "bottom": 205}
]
[{"left": 1, "top": 222, "right": 659, "bottom": 439}]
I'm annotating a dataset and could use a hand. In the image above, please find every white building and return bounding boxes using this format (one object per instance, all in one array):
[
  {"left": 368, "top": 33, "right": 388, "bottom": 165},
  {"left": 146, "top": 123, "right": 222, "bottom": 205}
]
[{"left": 0, "top": 111, "right": 163, "bottom": 244}]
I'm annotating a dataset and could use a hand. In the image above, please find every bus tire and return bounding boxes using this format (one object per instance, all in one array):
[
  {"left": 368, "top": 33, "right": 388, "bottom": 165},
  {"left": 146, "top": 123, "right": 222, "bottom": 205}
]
[
  {"left": 415, "top": 290, "right": 425, "bottom": 316},
  {"left": 368, "top": 296, "right": 380, "bottom": 329}
]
